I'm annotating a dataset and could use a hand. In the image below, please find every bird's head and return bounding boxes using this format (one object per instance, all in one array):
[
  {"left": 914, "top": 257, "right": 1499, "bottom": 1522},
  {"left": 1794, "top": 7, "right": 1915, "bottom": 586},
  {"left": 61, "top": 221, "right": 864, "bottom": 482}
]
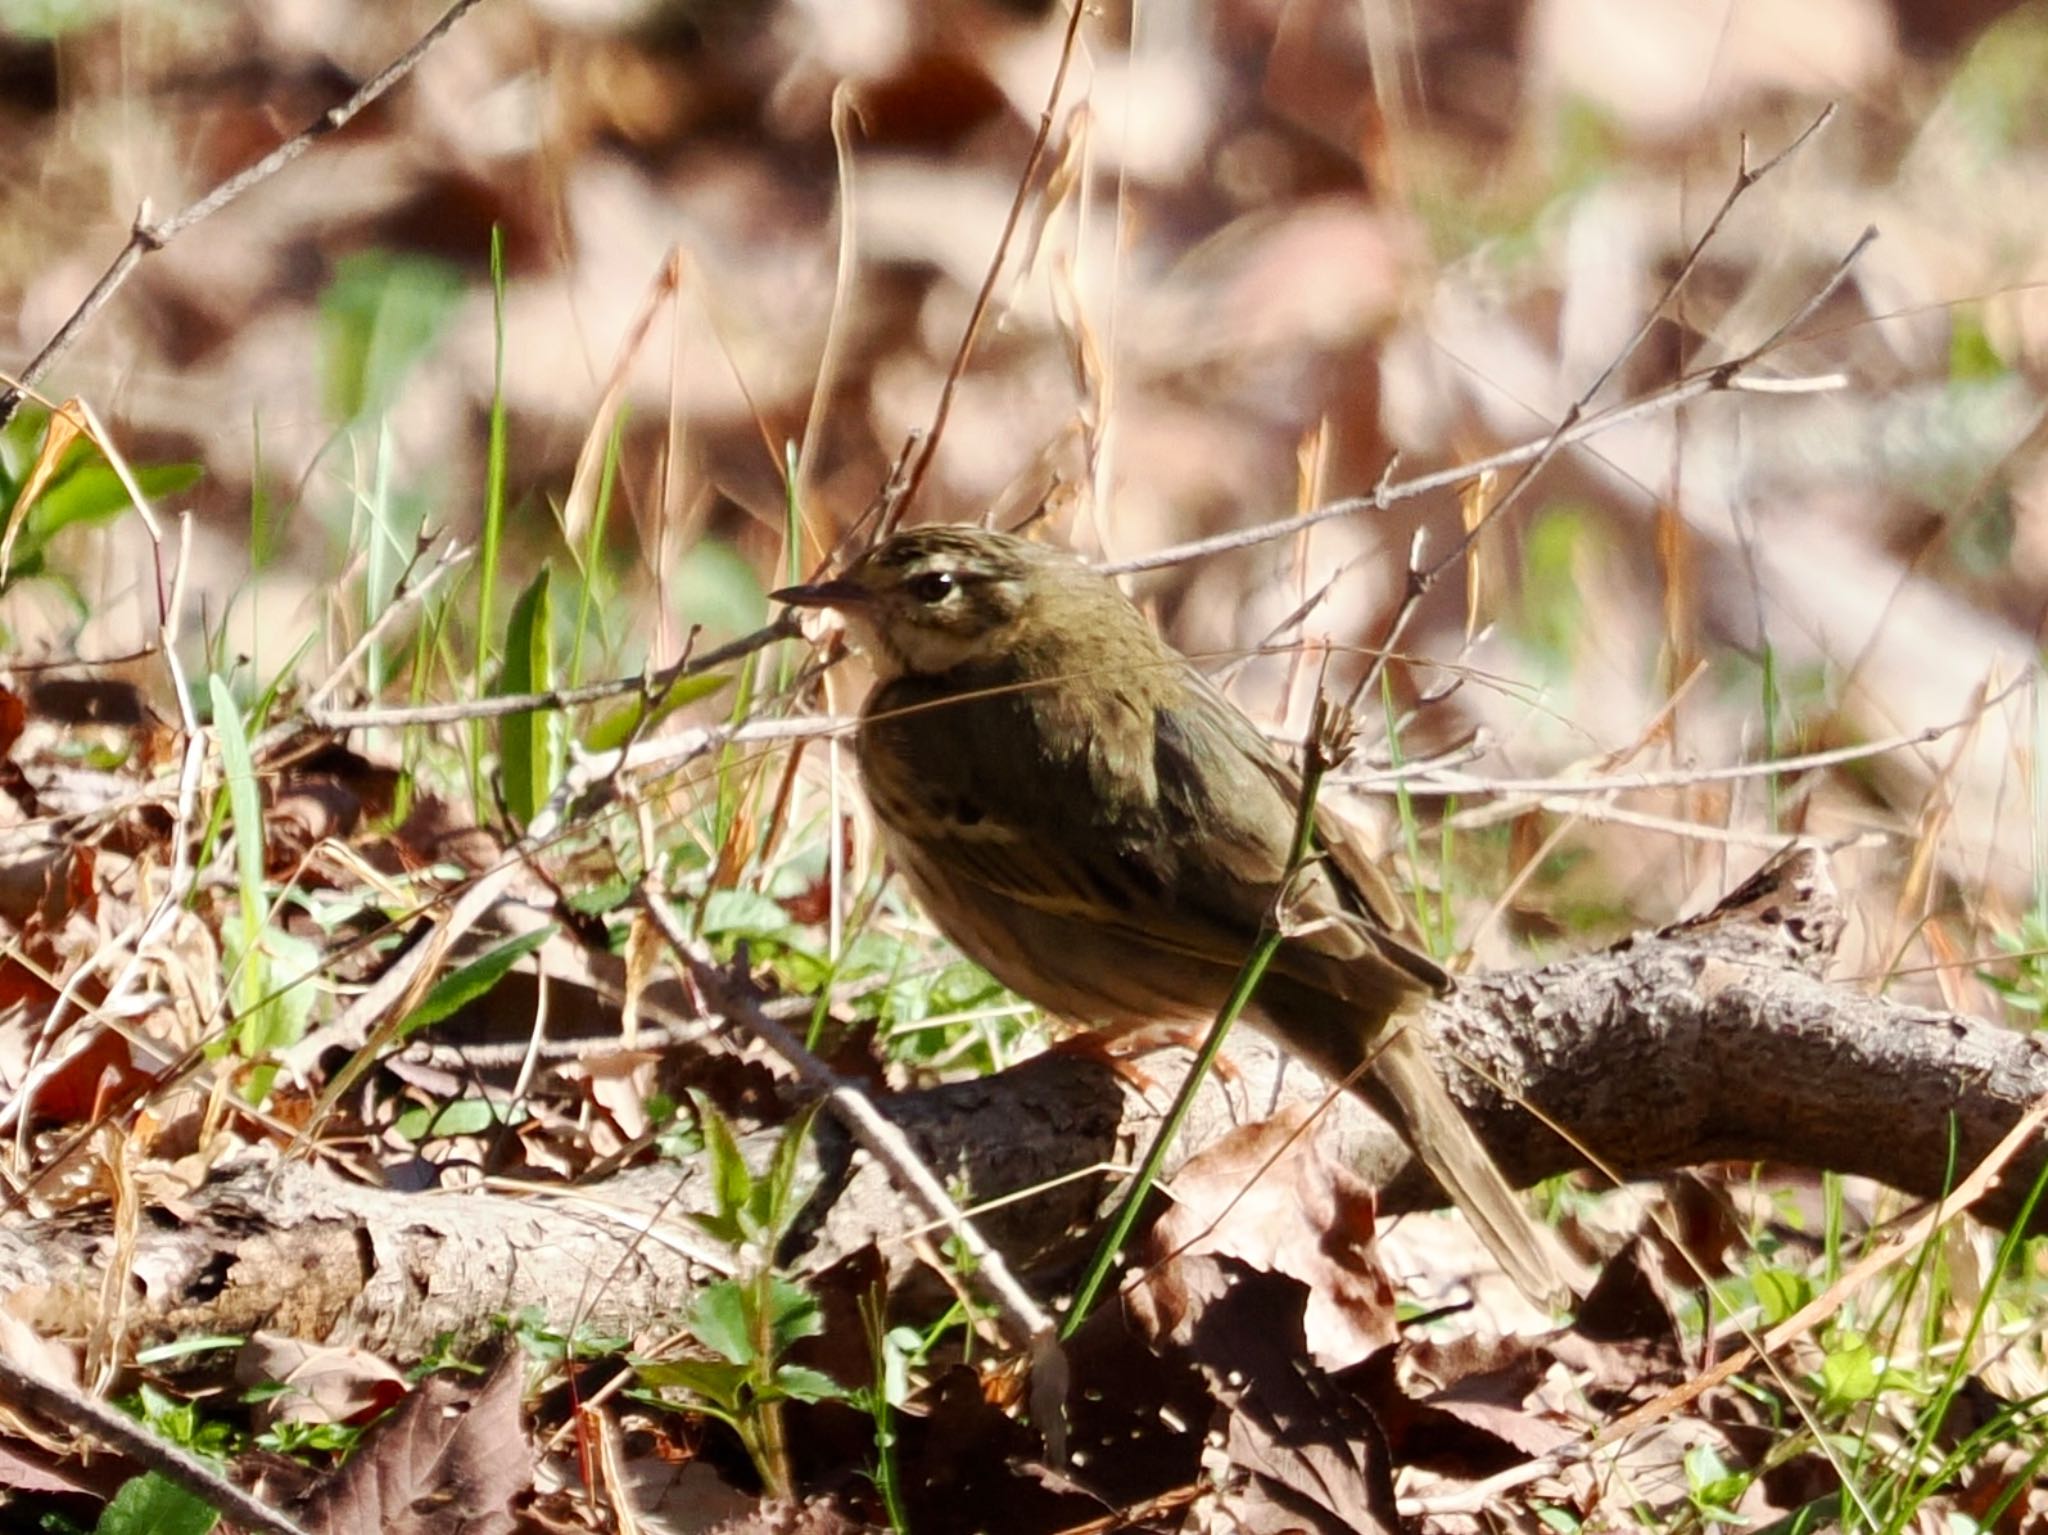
[{"left": 773, "top": 525, "right": 1084, "bottom": 679}]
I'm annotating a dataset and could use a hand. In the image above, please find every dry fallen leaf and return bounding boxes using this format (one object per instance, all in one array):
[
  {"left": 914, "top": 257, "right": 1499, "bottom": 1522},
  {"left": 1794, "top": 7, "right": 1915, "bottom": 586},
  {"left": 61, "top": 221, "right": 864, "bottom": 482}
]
[
  {"left": 1138, "top": 1103, "right": 1399, "bottom": 1369},
  {"left": 294, "top": 1344, "right": 527, "bottom": 1535}
]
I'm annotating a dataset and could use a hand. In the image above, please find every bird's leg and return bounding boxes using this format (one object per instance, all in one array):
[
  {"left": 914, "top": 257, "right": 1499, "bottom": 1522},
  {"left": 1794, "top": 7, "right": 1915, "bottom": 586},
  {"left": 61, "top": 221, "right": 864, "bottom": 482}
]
[{"left": 1044, "top": 1017, "right": 1244, "bottom": 1094}]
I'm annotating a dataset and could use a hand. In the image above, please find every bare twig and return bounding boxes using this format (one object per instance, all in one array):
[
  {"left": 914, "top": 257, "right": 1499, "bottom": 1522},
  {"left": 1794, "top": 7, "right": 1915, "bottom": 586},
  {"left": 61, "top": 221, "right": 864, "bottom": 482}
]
[
  {"left": 303, "top": 538, "right": 471, "bottom": 713},
  {"left": 0, "top": 1352, "right": 312, "bottom": 1535},
  {"left": 1344, "top": 671, "right": 2030, "bottom": 799},
  {"left": 0, "top": 0, "right": 488, "bottom": 430},
  {"left": 1100, "top": 108, "right": 1849, "bottom": 586},
  {"left": 305, "top": 613, "right": 801, "bottom": 730},
  {"left": 884, "top": 0, "right": 1090, "bottom": 534},
  {"left": 1094, "top": 364, "right": 1846, "bottom": 579},
  {"left": 635, "top": 881, "right": 1060, "bottom": 1361}
]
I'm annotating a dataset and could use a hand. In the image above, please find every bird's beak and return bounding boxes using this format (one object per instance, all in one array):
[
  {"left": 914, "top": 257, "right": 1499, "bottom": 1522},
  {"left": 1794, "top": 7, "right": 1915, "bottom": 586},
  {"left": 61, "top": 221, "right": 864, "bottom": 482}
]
[{"left": 771, "top": 577, "right": 869, "bottom": 610}]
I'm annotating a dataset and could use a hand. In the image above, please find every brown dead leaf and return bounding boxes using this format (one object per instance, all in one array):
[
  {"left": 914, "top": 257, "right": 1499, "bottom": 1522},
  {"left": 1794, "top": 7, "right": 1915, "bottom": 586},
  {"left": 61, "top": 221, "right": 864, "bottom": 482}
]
[
  {"left": 0, "top": 684, "right": 23, "bottom": 758},
  {"left": 558, "top": 1049, "right": 660, "bottom": 1150},
  {"left": 887, "top": 1301, "right": 1213, "bottom": 1534},
  {"left": 1372, "top": 1329, "right": 1578, "bottom": 1468},
  {"left": 1129, "top": 1256, "right": 1399, "bottom": 1535},
  {"left": 1545, "top": 1236, "right": 1688, "bottom": 1406},
  {"left": 0, "top": 1435, "right": 89, "bottom": 1498},
  {"left": 22, "top": 1027, "right": 148, "bottom": 1127},
  {"left": 295, "top": 1345, "right": 528, "bottom": 1535},
  {"left": 392, "top": 793, "right": 506, "bottom": 876},
  {"left": 268, "top": 777, "right": 366, "bottom": 871},
  {"left": 237, "top": 1334, "right": 409, "bottom": 1434},
  {"left": 0, "top": 1310, "right": 81, "bottom": 1456},
  {"left": 1139, "top": 1103, "right": 1397, "bottom": 1368},
  {"left": 0, "top": 835, "right": 95, "bottom": 928}
]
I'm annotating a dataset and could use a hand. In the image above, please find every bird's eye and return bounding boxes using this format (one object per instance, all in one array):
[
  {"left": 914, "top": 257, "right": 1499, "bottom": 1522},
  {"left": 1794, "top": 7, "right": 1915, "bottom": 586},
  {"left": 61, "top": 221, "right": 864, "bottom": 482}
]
[{"left": 906, "top": 570, "right": 958, "bottom": 604}]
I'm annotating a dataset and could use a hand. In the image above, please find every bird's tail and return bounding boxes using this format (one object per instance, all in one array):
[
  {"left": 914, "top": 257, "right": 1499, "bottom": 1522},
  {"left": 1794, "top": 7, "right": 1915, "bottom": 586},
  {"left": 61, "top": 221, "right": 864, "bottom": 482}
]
[{"left": 1369, "top": 1019, "right": 1579, "bottom": 1310}]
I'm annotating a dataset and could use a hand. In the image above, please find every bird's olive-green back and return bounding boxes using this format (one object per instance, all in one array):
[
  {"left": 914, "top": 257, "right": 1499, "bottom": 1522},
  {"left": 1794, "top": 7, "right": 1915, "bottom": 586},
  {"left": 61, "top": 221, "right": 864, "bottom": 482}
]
[{"left": 847, "top": 527, "right": 1445, "bottom": 1060}]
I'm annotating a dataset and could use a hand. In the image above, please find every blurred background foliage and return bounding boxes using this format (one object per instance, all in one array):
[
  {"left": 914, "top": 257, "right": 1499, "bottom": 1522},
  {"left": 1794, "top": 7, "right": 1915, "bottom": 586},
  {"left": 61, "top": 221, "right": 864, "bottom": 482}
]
[{"left": 5, "top": 0, "right": 2048, "bottom": 1008}]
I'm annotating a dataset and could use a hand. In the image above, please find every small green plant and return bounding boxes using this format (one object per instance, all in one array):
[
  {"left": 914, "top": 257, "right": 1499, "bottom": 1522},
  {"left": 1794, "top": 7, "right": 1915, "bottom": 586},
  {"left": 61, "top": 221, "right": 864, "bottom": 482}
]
[
  {"left": 498, "top": 1305, "right": 629, "bottom": 1365},
  {"left": 1683, "top": 1443, "right": 1753, "bottom": 1528},
  {"left": 851, "top": 1294, "right": 927, "bottom": 1532},
  {"left": 91, "top": 1472, "right": 219, "bottom": 1535},
  {"left": 1981, "top": 905, "right": 2048, "bottom": 1022},
  {"left": 252, "top": 1417, "right": 367, "bottom": 1459},
  {"left": 633, "top": 1096, "right": 842, "bottom": 1498},
  {"left": 120, "top": 1383, "right": 242, "bottom": 1461},
  {"left": 208, "top": 675, "right": 320, "bottom": 1102},
  {"left": 0, "top": 407, "right": 199, "bottom": 608}
]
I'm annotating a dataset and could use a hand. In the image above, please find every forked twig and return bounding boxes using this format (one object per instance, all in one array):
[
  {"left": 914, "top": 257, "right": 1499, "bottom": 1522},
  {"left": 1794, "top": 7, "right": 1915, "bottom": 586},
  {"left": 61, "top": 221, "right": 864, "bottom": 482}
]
[
  {"left": 1100, "top": 107, "right": 1853, "bottom": 592},
  {"left": 306, "top": 613, "right": 800, "bottom": 730},
  {"left": 883, "top": 0, "right": 1090, "bottom": 534},
  {"left": 0, "top": 0, "right": 488, "bottom": 430},
  {"left": 634, "top": 882, "right": 1060, "bottom": 1359}
]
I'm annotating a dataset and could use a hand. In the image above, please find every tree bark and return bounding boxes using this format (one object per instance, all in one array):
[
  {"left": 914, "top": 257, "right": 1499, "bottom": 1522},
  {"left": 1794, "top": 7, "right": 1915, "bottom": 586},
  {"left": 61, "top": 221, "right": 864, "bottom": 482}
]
[{"left": 12, "top": 846, "right": 2046, "bottom": 1360}]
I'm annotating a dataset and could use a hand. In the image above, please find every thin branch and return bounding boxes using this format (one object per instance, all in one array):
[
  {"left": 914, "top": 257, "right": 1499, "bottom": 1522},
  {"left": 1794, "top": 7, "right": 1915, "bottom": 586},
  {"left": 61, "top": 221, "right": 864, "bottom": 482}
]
[
  {"left": 0, "top": 1353, "right": 312, "bottom": 1535},
  {"left": 0, "top": 0, "right": 489, "bottom": 429},
  {"left": 883, "top": 0, "right": 1089, "bottom": 533},
  {"left": 1573, "top": 105, "right": 1838, "bottom": 412},
  {"left": 1345, "top": 671, "right": 2029, "bottom": 799},
  {"left": 635, "top": 880, "right": 1059, "bottom": 1360},
  {"left": 305, "top": 613, "right": 801, "bottom": 730},
  {"left": 1094, "top": 365, "right": 1847, "bottom": 578},
  {"left": 288, "top": 535, "right": 472, "bottom": 724},
  {"left": 1100, "top": 106, "right": 1848, "bottom": 583}
]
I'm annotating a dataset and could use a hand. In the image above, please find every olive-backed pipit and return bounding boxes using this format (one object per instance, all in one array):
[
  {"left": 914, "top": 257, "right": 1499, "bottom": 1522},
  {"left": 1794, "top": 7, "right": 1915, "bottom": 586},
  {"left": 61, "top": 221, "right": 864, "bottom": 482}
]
[{"left": 776, "top": 525, "right": 1565, "bottom": 1306}]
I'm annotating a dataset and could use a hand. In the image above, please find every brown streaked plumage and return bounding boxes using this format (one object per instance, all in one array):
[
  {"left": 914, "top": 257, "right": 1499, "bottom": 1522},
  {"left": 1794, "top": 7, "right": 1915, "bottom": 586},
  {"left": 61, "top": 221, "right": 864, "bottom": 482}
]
[{"left": 775, "top": 524, "right": 1568, "bottom": 1306}]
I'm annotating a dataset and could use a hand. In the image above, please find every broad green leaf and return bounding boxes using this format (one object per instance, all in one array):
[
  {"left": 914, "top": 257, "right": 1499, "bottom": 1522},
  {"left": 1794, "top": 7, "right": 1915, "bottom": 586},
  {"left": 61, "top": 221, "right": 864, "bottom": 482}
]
[
  {"left": 18, "top": 458, "right": 201, "bottom": 562},
  {"left": 635, "top": 1357, "right": 748, "bottom": 1414},
  {"left": 1819, "top": 1332, "right": 1879, "bottom": 1409},
  {"left": 497, "top": 566, "right": 561, "bottom": 828},
  {"left": 765, "top": 1277, "right": 823, "bottom": 1351},
  {"left": 95, "top": 1471, "right": 218, "bottom": 1535},
  {"left": 396, "top": 1098, "right": 500, "bottom": 1141},
  {"left": 1752, "top": 1266, "right": 1809, "bottom": 1326},
  {"left": 395, "top": 925, "right": 555, "bottom": 1041},
  {"left": 220, "top": 922, "right": 320, "bottom": 1063},
  {"left": 758, "top": 1101, "right": 822, "bottom": 1244},
  {"left": 688, "top": 1281, "right": 755, "bottom": 1366},
  {"left": 700, "top": 888, "right": 794, "bottom": 944},
  {"left": 687, "top": 1091, "right": 754, "bottom": 1243},
  {"left": 770, "top": 1364, "right": 847, "bottom": 1404},
  {"left": 583, "top": 669, "right": 731, "bottom": 754}
]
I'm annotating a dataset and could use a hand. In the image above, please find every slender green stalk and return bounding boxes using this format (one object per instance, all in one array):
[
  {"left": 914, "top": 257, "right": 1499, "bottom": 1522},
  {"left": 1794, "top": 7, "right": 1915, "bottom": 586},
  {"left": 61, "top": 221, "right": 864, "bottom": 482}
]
[
  {"left": 568, "top": 413, "right": 626, "bottom": 688},
  {"left": 1381, "top": 672, "right": 1439, "bottom": 956},
  {"left": 1062, "top": 702, "right": 1342, "bottom": 1339},
  {"left": 469, "top": 226, "right": 510, "bottom": 808},
  {"left": 749, "top": 1266, "right": 792, "bottom": 1499}
]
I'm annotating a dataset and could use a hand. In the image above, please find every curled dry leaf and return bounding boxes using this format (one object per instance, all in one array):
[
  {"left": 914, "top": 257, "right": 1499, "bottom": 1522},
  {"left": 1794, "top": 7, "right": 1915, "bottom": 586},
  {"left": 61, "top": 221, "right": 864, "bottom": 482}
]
[
  {"left": 292, "top": 1345, "right": 527, "bottom": 1535},
  {"left": 235, "top": 1333, "right": 408, "bottom": 1434},
  {"left": 1134, "top": 1102, "right": 1399, "bottom": 1369}
]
